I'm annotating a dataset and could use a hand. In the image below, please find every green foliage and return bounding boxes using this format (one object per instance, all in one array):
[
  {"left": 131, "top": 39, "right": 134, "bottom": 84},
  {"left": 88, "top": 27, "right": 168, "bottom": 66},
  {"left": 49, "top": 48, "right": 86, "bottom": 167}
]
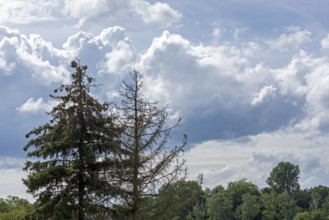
[
  {"left": 261, "top": 191, "right": 298, "bottom": 220},
  {"left": 309, "top": 186, "right": 329, "bottom": 210},
  {"left": 23, "top": 60, "right": 121, "bottom": 219},
  {"left": 226, "top": 178, "right": 260, "bottom": 211},
  {"left": 206, "top": 179, "right": 261, "bottom": 220},
  {"left": 266, "top": 161, "right": 300, "bottom": 194},
  {"left": 0, "top": 196, "right": 35, "bottom": 220},
  {"left": 236, "top": 193, "right": 261, "bottom": 220},
  {"left": 155, "top": 180, "right": 204, "bottom": 220},
  {"left": 294, "top": 189, "right": 311, "bottom": 211},
  {"left": 207, "top": 186, "right": 234, "bottom": 220},
  {"left": 293, "top": 210, "right": 326, "bottom": 220}
]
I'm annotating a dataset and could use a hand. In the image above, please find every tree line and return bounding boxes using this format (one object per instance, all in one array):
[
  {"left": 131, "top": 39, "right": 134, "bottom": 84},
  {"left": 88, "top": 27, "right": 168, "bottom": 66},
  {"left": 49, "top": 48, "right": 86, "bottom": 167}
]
[
  {"left": 1, "top": 61, "right": 328, "bottom": 219},
  {"left": 2, "top": 161, "right": 329, "bottom": 219}
]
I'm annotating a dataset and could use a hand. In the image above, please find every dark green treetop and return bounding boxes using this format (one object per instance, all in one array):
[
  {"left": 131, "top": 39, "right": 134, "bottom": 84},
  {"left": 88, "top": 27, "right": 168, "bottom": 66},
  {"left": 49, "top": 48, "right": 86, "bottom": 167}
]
[
  {"left": 266, "top": 161, "right": 300, "bottom": 194},
  {"left": 23, "top": 60, "right": 121, "bottom": 220}
]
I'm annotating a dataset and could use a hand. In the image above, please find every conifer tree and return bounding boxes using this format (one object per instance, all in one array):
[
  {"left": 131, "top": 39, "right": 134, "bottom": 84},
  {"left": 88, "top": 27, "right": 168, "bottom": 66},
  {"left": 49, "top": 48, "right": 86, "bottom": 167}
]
[
  {"left": 23, "top": 60, "right": 120, "bottom": 220},
  {"left": 114, "top": 70, "right": 187, "bottom": 220}
]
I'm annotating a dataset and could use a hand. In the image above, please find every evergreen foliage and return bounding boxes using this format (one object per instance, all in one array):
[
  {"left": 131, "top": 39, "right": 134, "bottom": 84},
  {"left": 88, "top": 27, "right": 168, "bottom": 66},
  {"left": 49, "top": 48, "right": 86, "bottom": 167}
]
[{"left": 23, "top": 60, "right": 121, "bottom": 220}]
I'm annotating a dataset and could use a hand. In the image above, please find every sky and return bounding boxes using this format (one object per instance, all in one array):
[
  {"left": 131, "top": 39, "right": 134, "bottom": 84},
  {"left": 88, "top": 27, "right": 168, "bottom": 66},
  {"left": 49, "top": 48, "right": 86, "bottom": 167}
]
[{"left": 1, "top": 0, "right": 329, "bottom": 200}]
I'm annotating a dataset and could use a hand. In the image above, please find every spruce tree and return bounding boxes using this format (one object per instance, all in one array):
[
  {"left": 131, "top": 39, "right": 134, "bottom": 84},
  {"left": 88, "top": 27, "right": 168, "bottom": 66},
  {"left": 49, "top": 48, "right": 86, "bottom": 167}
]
[
  {"left": 114, "top": 70, "right": 187, "bottom": 220},
  {"left": 23, "top": 60, "right": 120, "bottom": 220}
]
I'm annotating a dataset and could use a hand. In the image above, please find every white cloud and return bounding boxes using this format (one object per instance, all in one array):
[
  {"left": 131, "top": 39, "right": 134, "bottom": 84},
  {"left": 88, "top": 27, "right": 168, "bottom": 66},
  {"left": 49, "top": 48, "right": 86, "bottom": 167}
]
[
  {"left": 275, "top": 50, "right": 310, "bottom": 96},
  {"left": 97, "top": 27, "right": 136, "bottom": 74},
  {"left": 251, "top": 85, "right": 277, "bottom": 106},
  {"left": 134, "top": 29, "right": 329, "bottom": 140},
  {"left": 17, "top": 98, "right": 56, "bottom": 113},
  {"left": 0, "top": 26, "right": 71, "bottom": 84},
  {"left": 268, "top": 28, "right": 312, "bottom": 52},
  {"left": 62, "top": 0, "right": 124, "bottom": 27},
  {"left": 96, "top": 26, "right": 128, "bottom": 48},
  {"left": 3, "top": 26, "right": 328, "bottom": 139},
  {"left": 63, "top": 31, "right": 101, "bottom": 58},
  {"left": 63, "top": 0, "right": 181, "bottom": 28},
  {"left": 0, "top": 0, "right": 58, "bottom": 24},
  {"left": 321, "top": 34, "right": 329, "bottom": 49},
  {"left": 102, "top": 40, "right": 135, "bottom": 74},
  {"left": 0, "top": 1, "right": 181, "bottom": 28},
  {"left": 138, "top": 31, "right": 250, "bottom": 112},
  {"left": 0, "top": 54, "right": 16, "bottom": 74},
  {"left": 133, "top": 1, "right": 182, "bottom": 28},
  {"left": 63, "top": 26, "right": 135, "bottom": 75}
]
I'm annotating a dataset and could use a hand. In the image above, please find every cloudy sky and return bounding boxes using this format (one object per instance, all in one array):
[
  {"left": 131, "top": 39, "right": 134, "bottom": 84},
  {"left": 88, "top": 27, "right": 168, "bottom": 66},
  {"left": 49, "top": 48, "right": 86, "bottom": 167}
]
[{"left": 1, "top": 0, "right": 329, "bottom": 199}]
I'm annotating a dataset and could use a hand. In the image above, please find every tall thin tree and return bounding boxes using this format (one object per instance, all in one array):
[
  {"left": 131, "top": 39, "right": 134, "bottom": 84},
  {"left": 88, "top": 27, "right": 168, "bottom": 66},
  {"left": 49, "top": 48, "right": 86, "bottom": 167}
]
[
  {"left": 114, "top": 70, "right": 187, "bottom": 220},
  {"left": 23, "top": 60, "right": 120, "bottom": 220}
]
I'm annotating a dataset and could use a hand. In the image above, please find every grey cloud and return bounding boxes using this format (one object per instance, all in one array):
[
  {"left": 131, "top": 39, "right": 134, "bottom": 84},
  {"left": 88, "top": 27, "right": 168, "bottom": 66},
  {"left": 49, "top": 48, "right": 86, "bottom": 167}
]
[
  {"left": 3, "top": 26, "right": 329, "bottom": 150},
  {"left": 137, "top": 31, "right": 313, "bottom": 142},
  {"left": 0, "top": 157, "right": 24, "bottom": 169}
]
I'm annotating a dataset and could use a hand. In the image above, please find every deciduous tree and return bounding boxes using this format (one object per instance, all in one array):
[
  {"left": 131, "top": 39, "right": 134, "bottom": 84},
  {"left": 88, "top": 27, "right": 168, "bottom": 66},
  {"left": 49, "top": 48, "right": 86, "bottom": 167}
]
[
  {"left": 236, "top": 193, "right": 261, "bottom": 220},
  {"left": 156, "top": 179, "right": 205, "bottom": 220},
  {"left": 262, "top": 191, "right": 298, "bottom": 220},
  {"left": 266, "top": 161, "right": 300, "bottom": 194},
  {"left": 0, "top": 196, "right": 35, "bottom": 220},
  {"left": 207, "top": 187, "right": 234, "bottom": 220},
  {"left": 226, "top": 178, "right": 260, "bottom": 212}
]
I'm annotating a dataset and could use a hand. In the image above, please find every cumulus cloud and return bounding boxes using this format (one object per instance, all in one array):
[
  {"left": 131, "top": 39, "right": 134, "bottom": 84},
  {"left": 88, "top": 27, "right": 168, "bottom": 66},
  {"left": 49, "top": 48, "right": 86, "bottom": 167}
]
[
  {"left": 0, "top": 26, "right": 71, "bottom": 84},
  {"left": 96, "top": 27, "right": 136, "bottom": 74},
  {"left": 3, "top": 25, "right": 327, "bottom": 141},
  {"left": 138, "top": 31, "right": 248, "bottom": 112},
  {"left": 16, "top": 98, "right": 56, "bottom": 113},
  {"left": 0, "top": 25, "right": 135, "bottom": 88},
  {"left": 133, "top": 1, "right": 182, "bottom": 27},
  {"left": 131, "top": 28, "right": 329, "bottom": 144},
  {"left": 268, "top": 27, "right": 312, "bottom": 52},
  {"left": 251, "top": 85, "right": 277, "bottom": 106},
  {"left": 63, "top": 26, "right": 135, "bottom": 75},
  {"left": 136, "top": 31, "right": 303, "bottom": 141}
]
